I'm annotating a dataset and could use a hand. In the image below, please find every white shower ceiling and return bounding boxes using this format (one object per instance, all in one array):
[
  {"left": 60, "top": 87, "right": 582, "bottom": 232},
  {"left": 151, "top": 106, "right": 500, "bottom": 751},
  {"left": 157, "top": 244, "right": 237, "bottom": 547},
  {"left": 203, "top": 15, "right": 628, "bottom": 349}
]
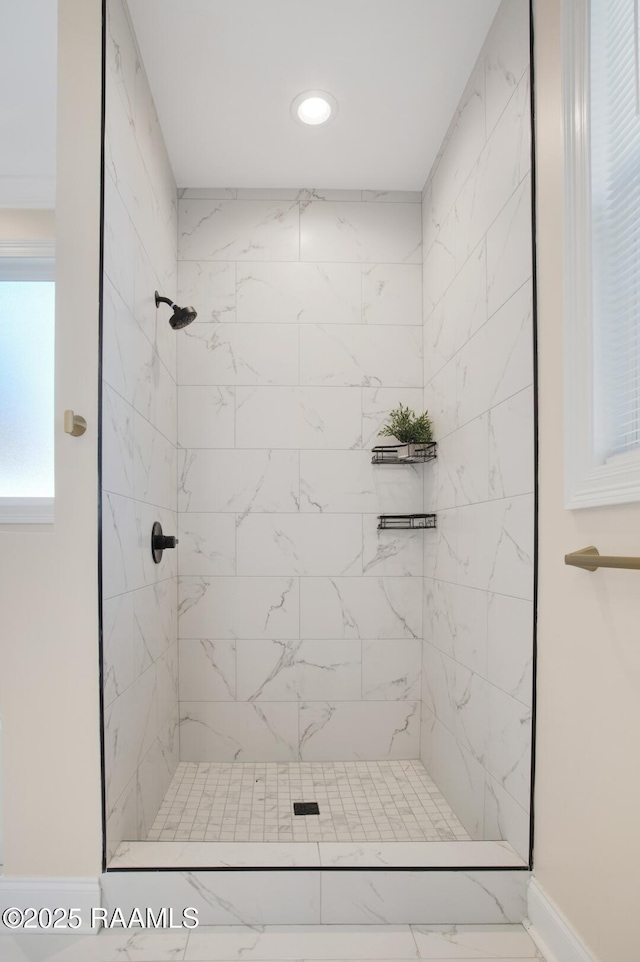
[{"left": 127, "top": 0, "right": 502, "bottom": 190}]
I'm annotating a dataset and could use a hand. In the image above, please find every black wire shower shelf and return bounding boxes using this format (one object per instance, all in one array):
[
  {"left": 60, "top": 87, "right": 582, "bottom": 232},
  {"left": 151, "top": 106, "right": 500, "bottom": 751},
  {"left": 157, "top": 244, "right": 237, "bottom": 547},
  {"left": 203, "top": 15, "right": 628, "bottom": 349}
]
[
  {"left": 371, "top": 442, "right": 437, "bottom": 465},
  {"left": 377, "top": 513, "right": 437, "bottom": 531}
]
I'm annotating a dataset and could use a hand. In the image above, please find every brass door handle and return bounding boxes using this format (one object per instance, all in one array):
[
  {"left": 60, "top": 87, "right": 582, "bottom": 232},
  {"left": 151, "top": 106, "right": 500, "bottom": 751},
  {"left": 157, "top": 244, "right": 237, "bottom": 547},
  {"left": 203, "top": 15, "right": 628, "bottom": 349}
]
[{"left": 564, "top": 546, "right": 640, "bottom": 572}]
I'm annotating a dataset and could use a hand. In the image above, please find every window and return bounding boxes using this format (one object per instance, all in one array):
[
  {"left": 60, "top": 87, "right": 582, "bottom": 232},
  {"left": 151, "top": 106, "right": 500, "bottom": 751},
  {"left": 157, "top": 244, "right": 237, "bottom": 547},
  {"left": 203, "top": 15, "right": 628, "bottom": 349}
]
[
  {"left": 0, "top": 241, "right": 55, "bottom": 523},
  {"left": 563, "top": 0, "right": 640, "bottom": 507}
]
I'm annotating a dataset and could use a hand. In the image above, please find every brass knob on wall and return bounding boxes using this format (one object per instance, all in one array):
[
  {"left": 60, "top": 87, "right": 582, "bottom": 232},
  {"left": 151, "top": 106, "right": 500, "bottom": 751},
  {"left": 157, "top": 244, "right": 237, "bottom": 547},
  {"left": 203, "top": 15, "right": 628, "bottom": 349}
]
[{"left": 64, "top": 409, "right": 87, "bottom": 437}]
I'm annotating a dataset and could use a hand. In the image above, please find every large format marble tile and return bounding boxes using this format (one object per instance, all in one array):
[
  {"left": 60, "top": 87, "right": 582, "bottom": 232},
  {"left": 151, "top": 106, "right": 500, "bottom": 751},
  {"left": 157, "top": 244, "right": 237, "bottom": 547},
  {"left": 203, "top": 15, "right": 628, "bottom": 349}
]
[
  {"left": 300, "top": 451, "right": 423, "bottom": 516},
  {"left": 236, "top": 262, "right": 361, "bottom": 325},
  {"left": 186, "top": 923, "right": 418, "bottom": 960},
  {"left": 102, "top": 592, "right": 135, "bottom": 707},
  {"left": 0, "top": 930, "right": 190, "bottom": 961},
  {"left": 177, "top": 386, "right": 235, "bottom": 448},
  {"left": 179, "top": 639, "right": 236, "bottom": 701},
  {"left": 110, "top": 842, "right": 321, "bottom": 869},
  {"left": 456, "top": 72, "right": 531, "bottom": 260},
  {"left": 456, "top": 282, "right": 533, "bottom": 428},
  {"left": 101, "top": 870, "right": 321, "bottom": 924},
  {"left": 428, "top": 62, "right": 486, "bottom": 237},
  {"left": 434, "top": 416, "right": 489, "bottom": 510},
  {"left": 177, "top": 260, "right": 236, "bottom": 323},
  {"left": 485, "top": 0, "right": 531, "bottom": 133},
  {"left": 420, "top": 708, "right": 486, "bottom": 840},
  {"left": 300, "top": 201, "right": 421, "bottom": 264},
  {"left": 178, "top": 512, "right": 236, "bottom": 576},
  {"left": 484, "top": 775, "right": 531, "bottom": 863},
  {"left": 235, "top": 639, "right": 362, "bottom": 702},
  {"left": 179, "top": 199, "right": 300, "bottom": 261},
  {"left": 319, "top": 841, "right": 525, "bottom": 869},
  {"left": 133, "top": 411, "right": 177, "bottom": 511},
  {"left": 300, "top": 577, "right": 422, "bottom": 640},
  {"left": 235, "top": 386, "right": 362, "bottom": 449},
  {"left": 362, "top": 639, "right": 421, "bottom": 700},
  {"left": 133, "top": 579, "right": 177, "bottom": 676},
  {"left": 300, "top": 325, "right": 422, "bottom": 387},
  {"left": 487, "top": 175, "right": 532, "bottom": 317},
  {"left": 179, "top": 576, "right": 300, "bottom": 640},
  {"left": 102, "top": 383, "right": 134, "bottom": 499},
  {"left": 486, "top": 684, "right": 532, "bottom": 811},
  {"left": 362, "top": 523, "right": 424, "bottom": 577},
  {"left": 488, "top": 386, "right": 534, "bottom": 500},
  {"left": 456, "top": 496, "right": 534, "bottom": 600},
  {"left": 361, "top": 264, "right": 422, "bottom": 326},
  {"left": 299, "top": 701, "right": 420, "bottom": 760},
  {"left": 178, "top": 322, "right": 299, "bottom": 386},
  {"left": 236, "top": 513, "right": 362, "bottom": 576},
  {"left": 104, "top": 665, "right": 157, "bottom": 809},
  {"left": 411, "top": 921, "right": 539, "bottom": 958},
  {"left": 487, "top": 593, "right": 533, "bottom": 706},
  {"left": 320, "top": 870, "right": 528, "bottom": 923},
  {"left": 180, "top": 701, "right": 298, "bottom": 761},
  {"left": 423, "top": 579, "right": 489, "bottom": 677},
  {"left": 178, "top": 449, "right": 299, "bottom": 513}
]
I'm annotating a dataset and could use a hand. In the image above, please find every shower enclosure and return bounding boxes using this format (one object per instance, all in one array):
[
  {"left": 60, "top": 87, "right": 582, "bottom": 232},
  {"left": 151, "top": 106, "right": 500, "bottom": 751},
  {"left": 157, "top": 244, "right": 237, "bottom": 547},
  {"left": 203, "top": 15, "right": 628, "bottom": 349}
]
[{"left": 100, "top": 0, "right": 535, "bottom": 872}]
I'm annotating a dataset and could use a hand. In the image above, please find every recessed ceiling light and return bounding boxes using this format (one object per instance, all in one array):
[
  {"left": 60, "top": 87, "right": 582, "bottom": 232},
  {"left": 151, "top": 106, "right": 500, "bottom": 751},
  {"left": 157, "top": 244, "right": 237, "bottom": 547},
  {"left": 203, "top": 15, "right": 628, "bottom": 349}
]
[{"left": 291, "top": 90, "right": 338, "bottom": 127}]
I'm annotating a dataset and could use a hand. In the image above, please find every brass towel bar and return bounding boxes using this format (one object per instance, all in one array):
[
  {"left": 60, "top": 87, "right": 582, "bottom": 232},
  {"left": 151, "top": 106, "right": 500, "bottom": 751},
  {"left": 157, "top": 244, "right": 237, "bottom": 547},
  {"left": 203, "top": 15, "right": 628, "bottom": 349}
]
[{"left": 564, "top": 546, "right": 640, "bottom": 572}]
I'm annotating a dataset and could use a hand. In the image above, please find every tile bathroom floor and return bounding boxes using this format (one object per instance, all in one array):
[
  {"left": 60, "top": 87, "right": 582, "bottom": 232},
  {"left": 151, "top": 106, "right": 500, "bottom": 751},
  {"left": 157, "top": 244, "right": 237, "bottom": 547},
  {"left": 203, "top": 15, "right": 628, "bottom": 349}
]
[
  {"left": 147, "top": 759, "right": 471, "bottom": 843},
  {"left": 0, "top": 924, "right": 545, "bottom": 962}
]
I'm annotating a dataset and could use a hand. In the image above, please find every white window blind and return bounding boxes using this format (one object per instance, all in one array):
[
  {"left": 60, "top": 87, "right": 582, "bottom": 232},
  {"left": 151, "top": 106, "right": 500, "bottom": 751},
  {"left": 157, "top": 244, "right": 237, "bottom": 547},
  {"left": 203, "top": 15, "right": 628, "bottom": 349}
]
[{"left": 590, "top": 0, "right": 640, "bottom": 459}]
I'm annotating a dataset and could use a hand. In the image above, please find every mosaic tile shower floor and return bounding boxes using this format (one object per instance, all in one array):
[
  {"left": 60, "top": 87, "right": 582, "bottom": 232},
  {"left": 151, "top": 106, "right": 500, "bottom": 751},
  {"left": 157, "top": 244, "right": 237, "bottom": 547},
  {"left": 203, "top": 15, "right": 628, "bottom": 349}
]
[{"left": 147, "top": 759, "right": 471, "bottom": 843}]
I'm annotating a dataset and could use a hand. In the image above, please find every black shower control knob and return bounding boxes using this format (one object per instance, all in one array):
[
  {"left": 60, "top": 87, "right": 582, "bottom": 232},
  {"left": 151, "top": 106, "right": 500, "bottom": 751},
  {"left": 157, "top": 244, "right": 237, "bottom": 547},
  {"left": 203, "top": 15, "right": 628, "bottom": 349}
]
[
  {"left": 151, "top": 521, "right": 178, "bottom": 564},
  {"left": 158, "top": 534, "right": 178, "bottom": 549}
]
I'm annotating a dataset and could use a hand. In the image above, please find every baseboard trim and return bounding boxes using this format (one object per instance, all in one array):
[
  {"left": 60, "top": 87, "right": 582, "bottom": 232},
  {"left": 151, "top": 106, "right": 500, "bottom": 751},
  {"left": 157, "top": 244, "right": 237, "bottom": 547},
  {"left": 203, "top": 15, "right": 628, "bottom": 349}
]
[
  {"left": 526, "top": 878, "right": 598, "bottom": 962},
  {"left": 0, "top": 877, "right": 101, "bottom": 934}
]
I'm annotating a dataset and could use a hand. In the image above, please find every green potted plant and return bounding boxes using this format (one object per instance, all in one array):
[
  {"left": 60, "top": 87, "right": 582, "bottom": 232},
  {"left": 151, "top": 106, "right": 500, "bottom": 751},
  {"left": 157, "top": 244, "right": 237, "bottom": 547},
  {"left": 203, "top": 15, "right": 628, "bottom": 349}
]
[{"left": 379, "top": 403, "right": 434, "bottom": 458}]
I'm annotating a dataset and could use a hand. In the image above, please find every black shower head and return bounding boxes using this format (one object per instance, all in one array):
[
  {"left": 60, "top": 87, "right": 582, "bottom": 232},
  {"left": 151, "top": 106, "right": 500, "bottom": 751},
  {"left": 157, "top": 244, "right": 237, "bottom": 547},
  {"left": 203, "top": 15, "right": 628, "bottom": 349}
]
[{"left": 155, "top": 291, "right": 197, "bottom": 330}]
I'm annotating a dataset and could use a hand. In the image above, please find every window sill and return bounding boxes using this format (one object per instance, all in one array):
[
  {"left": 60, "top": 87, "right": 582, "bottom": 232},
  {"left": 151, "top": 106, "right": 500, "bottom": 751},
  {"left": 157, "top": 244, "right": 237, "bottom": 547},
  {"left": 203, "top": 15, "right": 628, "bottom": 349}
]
[
  {"left": 0, "top": 498, "right": 55, "bottom": 524},
  {"left": 566, "top": 451, "right": 640, "bottom": 510}
]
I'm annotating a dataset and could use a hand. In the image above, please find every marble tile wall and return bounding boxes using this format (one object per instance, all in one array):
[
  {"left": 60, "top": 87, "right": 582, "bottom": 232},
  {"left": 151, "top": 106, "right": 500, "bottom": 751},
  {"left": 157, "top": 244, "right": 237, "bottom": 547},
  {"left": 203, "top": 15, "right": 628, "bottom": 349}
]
[
  {"left": 176, "top": 188, "right": 425, "bottom": 762},
  {"left": 102, "top": 0, "right": 179, "bottom": 858},
  {"left": 420, "top": 0, "right": 534, "bottom": 860}
]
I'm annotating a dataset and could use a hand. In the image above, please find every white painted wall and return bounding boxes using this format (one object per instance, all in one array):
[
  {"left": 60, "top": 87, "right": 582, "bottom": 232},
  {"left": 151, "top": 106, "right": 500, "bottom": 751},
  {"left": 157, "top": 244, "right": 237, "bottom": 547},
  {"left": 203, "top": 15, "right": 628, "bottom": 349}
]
[
  {"left": 176, "top": 188, "right": 426, "bottom": 761},
  {"left": 0, "top": 0, "right": 102, "bottom": 877},
  {"left": 101, "top": 0, "right": 179, "bottom": 859},
  {"left": 420, "top": 0, "right": 534, "bottom": 860},
  {"left": 532, "top": 0, "right": 640, "bottom": 957}
]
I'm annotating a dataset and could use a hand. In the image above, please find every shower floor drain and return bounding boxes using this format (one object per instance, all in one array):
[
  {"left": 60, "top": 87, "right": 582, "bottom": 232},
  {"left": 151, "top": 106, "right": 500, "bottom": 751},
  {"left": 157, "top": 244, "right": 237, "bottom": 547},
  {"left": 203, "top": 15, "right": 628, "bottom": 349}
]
[{"left": 293, "top": 802, "right": 320, "bottom": 816}]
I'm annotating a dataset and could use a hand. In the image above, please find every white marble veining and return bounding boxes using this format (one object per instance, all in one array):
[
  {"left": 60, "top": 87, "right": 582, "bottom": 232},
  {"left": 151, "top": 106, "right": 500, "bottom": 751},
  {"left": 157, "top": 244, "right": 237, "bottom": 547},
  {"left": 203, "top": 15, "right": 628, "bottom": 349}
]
[
  {"left": 178, "top": 513, "right": 236, "bottom": 576},
  {"left": 178, "top": 449, "right": 299, "bottom": 514},
  {"left": 178, "top": 260, "right": 236, "bottom": 322},
  {"left": 236, "top": 262, "right": 361, "bottom": 325},
  {"left": 300, "top": 201, "right": 421, "bottom": 264},
  {"left": 300, "top": 324, "right": 422, "bottom": 388},
  {"left": 300, "top": 578, "right": 422, "bottom": 640},
  {"left": 299, "top": 702, "right": 420, "bottom": 761},
  {"left": 180, "top": 702, "right": 299, "bottom": 761},
  {"left": 362, "top": 639, "right": 421, "bottom": 700},
  {"left": 420, "top": 0, "right": 533, "bottom": 862},
  {"left": 177, "top": 386, "right": 235, "bottom": 448},
  {"left": 236, "top": 514, "right": 363, "bottom": 576},
  {"left": 320, "top": 870, "right": 528, "bottom": 924},
  {"left": 178, "top": 322, "right": 299, "bottom": 386},
  {"left": 0, "top": 921, "right": 541, "bottom": 959},
  {"left": 235, "top": 639, "right": 362, "bottom": 702},
  {"left": 235, "top": 386, "right": 362, "bottom": 449},
  {"left": 179, "top": 577, "right": 300, "bottom": 640},
  {"left": 179, "top": 199, "right": 300, "bottom": 261},
  {"left": 102, "top": 0, "right": 181, "bottom": 861},
  {"left": 363, "top": 264, "right": 423, "bottom": 326}
]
